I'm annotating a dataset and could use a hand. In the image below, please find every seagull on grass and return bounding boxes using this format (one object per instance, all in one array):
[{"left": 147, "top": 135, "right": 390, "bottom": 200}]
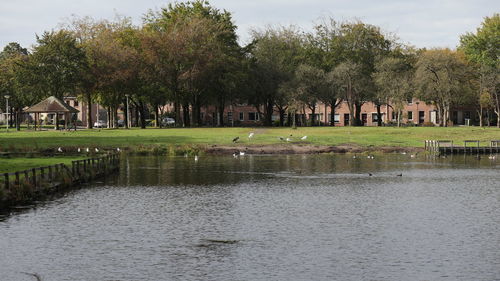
[
  {"left": 248, "top": 132, "right": 254, "bottom": 139},
  {"left": 57, "top": 147, "right": 63, "bottom": 153},
  {"left": 77, "top": 148, "right": 81, "bottom": 153},
  {"left": 301, "top": 136, "right": 307, "bottom": 140},
  {"left": 95, "top": 148, "right": 99, "bottom": 153}
]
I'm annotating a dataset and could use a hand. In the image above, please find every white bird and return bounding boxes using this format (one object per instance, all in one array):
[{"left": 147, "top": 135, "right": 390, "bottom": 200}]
[
  {"left": 95, "top": 148, "right": 99, "bottom": 153},
  {"left": 367, "top": 155, "right": 374, "bottom": 159},
  {"left": 86, "top": 147, "right": 90, "bottom": 153},
  {"left": 116, "top": 147, "right": 121, "bottom": 152},
  {"left": 286, "top": 137, "right": 292, "bottom": 142},
  {"left": 233, "top": 153, "right": 238, "bottom": 158},
  {"left": 194, "top": 155, "right": 199, "bottom": 161},
  {"left": 401, "top": 152, "right": 407, "bottom": 155},
  {"left": 248, "top": 132, "right": 254, "bottom": 139},
  {"left": 239, "top": 151, "right": 245, "bottom": 156},
  {"left": 301, "top": 136, "right": 307, "bottom": 140},
  {"left": 77, "top": 148, "right": 81, "bottom": 153},
  {"left": 488, "top": 155, "right": 496, "bottom": 160},
  {"left": 184, "top": 153, "right": 188, "bottom": 158},
  {"left": 57, "top": 147, "right": 63, "bottom": 153},
  {"left": 410, "top": 154, "right": 416, "bottom": 158},
  {"left": 352, "top": 155, "right": 357, "bottom": 159}
]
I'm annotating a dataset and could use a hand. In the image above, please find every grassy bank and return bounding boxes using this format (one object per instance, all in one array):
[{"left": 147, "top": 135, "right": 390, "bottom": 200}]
[
  {"left": 0, "top": 157, "right": 83, "bottom": 174},
  {"left": 0, "top": 127, "right": 499, "bottom": 151}
]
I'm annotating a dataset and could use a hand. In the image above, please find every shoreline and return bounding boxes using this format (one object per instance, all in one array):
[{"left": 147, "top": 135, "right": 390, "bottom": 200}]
[{"left": 204, "top": 144, "right": 425, "bottom": 155}]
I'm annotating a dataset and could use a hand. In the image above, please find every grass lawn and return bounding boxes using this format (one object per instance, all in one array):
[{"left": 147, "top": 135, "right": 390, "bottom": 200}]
[
  {"left": 0, "top": 126, "right": 499, "bottom": 151},
  {"left": 0, "top": 157, "right": 83, "bottom": 174}
]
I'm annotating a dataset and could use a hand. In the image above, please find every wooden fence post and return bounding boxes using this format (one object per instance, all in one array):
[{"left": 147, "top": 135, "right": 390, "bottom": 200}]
[
  {"left": 15, "top": 171, "right": 20, "bottom": 185},
  {"left": 32, "top": 168, "right": 37, "bottom": 187},
  {"left": 3, "top": 173, "right": 9, "bottom": 190}
]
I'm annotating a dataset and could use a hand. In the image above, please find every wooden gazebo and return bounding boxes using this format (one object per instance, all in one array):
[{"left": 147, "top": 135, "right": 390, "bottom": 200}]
[{"left": 24, "top": 96, "right": 79, "bottom": 130}]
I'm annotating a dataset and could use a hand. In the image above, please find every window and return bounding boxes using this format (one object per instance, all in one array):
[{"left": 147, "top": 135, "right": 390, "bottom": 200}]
[
  {"left": 407, "top": 98, "right": 413, "bottom": 105},
  {"left": 73, "top": 100, "right": 79, "bottom": 107},
  {"left": 334, "top": 114, "right": 340, "bottom": 123},
  {"left": 372, "top": 113, "right": 378, "bottom": 122},
  {"left": 248, "top": 112, "right": 260, "bottom": 121},
  {"left": 239, "top": 112, "right": 244, "bottom": 121},
  {"left": 228, "top": 112, "right": 233, "bottom": 122},
  {"left": 408, "top": 111, "right": 413, "bottom": 120},
  {"left": 392, "top": 112, "right": 397, "bottom": 121}
]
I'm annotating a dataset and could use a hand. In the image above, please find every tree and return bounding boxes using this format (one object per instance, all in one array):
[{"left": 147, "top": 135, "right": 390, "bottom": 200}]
[
  {"left": 0, "top": 43, "right": 30, "bottom": 130},
  {"left": 331, "top": 61, "right": 367, "bottom": 126},
  {"left": 460, "top": 13, "right": 500, "bottom": 127},
  {"left": 414, "top": 49, "right": 474, "bottom": 126},
  {"left": 17, "top": 31, "right": 87, "bottom": 129},
  {"left": 373, "top": 55, "right": 414, "bottom": 127},
  {"left": 292, "top": 64, "right": 327, "bottom": 126},
  {"left": 248, "top": 26, "right": 305, "bottom": 126},
  {"left": 143, "top": 0, "right": 242, "bottom": 127},
  {"left": 25, "top": 31, "right": 87, "bottom": 100}
]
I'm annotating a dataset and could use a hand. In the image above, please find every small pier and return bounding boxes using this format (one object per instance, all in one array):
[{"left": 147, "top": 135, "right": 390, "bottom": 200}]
[{"left": 425, "top": 140, "right": 500, "bottom": 155}]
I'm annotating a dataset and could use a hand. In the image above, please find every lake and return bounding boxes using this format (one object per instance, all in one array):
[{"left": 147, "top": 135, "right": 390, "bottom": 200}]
[{"left": 1, "top": 154, "right": 499, "bottom": 281}]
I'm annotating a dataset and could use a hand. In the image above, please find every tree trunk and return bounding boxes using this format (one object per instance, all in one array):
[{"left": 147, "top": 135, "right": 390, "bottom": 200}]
[
  {"left": 376, "top": 104, "right": 382, "bottom": 126},
  {"left": 330, "top": 104, "right": 335, "bottom": 126},
  {"left": 218, "top": 106, "right": 225, "bottom": 127},
  {"left": 354, "top": 102, "right": 362, "bottom": 126},
  {"left": 86, "top": 93, "right": 92, "bottom": 129},
  {"left": 16, "top": 107, "right": 21, "bottom": 131},
  {"left": 174, "top": 101, "right": 181, "bottom": 127},
  {"left": 263, "top": 100, "right": 273, "bottom": 126},
  {"left": 138, "top": 101, "right": 146, "bottom": 129},
  {"left": 310, "top": 106, "right": 316, "bottom": 127},
  {"left": 278, "top": 108, "right": 285, "bottom": 126},
  {"left": 478, "top": 108, "right": 483, "bottom": 127}
]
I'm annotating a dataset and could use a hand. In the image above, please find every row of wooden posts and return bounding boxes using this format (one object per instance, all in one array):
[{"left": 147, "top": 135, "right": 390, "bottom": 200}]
[
  {"left": 425, "top": 140, "right": 500, "bottom": 154},
  {"left": 1, "top": 153, "right": 120, "bottom": 191}
]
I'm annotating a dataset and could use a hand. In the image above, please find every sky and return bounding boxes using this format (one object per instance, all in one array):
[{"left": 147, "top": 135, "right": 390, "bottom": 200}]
[{"left": 0, "top": 0, "right": 498, "bottom": 50}]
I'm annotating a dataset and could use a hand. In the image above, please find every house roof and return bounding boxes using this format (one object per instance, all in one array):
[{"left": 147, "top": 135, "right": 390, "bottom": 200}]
[{"left": 24, "top": 96, "right": 79, "bottom": 113}]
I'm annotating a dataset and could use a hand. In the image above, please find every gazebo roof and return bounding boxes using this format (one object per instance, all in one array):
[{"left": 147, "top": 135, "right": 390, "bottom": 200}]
[{"left": 25, "top": 96, "right": 79, "bottom": 113}]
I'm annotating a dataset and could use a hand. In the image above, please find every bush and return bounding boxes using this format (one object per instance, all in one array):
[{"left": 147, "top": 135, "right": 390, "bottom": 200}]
[{"left": 422, "top": 121, "right": 435, "bottom": 127}]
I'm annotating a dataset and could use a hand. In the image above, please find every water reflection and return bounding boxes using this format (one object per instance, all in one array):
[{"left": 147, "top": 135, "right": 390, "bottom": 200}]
[{"left": 0, "top": 154, "right": 499, "bottom": 281}]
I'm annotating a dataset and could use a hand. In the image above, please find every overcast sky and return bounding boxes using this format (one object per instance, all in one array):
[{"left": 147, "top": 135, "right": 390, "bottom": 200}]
[{"left": 0, "top": 0, "right": 498, "bottom": 50}]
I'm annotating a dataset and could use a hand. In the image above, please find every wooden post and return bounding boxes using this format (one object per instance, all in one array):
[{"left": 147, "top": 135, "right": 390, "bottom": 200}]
[
  {"left": 40, "top": 167, "right": 45, "bottom": 181},
  {"left": 48, "top": 166, "right": 53, "bottom": 182},
  {"left": 4, "top": 173, "right": 9, "bottom": 190},
  {"left": 15, "top": 171, "right": 20, "bottom": 185},
  {"left": 32, "top": 168, "right": 37, "bottom": 187},
  {"left": 24, "top": 170, "right": 29, "bottom": 184}
]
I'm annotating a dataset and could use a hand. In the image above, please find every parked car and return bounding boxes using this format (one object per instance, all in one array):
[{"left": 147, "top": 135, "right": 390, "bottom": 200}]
[
  {"left": 94, "top": 120, "right": 107, "bottom": 128},
  {"left": 161, "top": 117, "right": 175, "bottom": 126}
]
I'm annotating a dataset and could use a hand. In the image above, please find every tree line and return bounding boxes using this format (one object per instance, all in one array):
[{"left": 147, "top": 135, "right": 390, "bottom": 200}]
[{"left": 0, "top": 1, "right": 498, "bottom": 129}]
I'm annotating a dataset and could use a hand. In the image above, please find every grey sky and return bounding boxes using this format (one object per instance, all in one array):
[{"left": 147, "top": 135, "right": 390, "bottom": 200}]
[{"left": 0, "top": 0, "right": 498, "bottom": 50}]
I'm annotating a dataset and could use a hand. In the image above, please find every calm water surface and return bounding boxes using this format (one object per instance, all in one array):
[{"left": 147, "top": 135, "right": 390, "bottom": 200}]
[{"left": 0, "top": 154, "right": 499, "bottom": 281}]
